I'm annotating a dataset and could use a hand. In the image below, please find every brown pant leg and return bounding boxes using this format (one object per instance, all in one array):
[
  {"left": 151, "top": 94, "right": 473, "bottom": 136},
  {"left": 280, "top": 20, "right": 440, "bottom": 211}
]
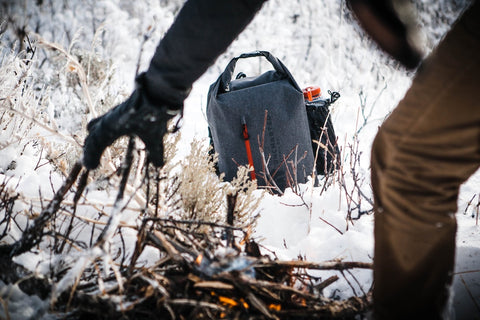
[{"left": 371, "top": 2, "right": 480, "bottom": 319}]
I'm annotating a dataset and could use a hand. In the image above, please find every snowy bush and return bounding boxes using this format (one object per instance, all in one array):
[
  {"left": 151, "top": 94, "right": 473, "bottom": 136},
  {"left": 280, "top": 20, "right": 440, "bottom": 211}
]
[{"left": 0, "top": 0, "right": 478, "bottom": 319}]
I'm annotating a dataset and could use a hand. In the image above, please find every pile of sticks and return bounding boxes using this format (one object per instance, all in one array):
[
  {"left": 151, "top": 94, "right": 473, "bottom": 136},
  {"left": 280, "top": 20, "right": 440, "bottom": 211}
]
[
  {"left": 57, "top": 219, "right": 372, "bottom": 319},
  {"left": 0, "top": 145, "right": 372, "bottom": 319}
]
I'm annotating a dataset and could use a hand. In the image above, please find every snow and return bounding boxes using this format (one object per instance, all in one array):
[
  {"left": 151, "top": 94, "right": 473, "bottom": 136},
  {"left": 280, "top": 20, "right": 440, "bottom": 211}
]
[
  {"left": 0, "top": 280, "right": 55, "bottom": 320},
  {"left": 0, "top": 0, "right": 479, "bottom": 318}
]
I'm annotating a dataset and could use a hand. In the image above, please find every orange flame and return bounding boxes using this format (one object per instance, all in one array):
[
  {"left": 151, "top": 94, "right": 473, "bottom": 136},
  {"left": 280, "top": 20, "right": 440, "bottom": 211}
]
[
  {"left": 239, "top": 298, "right": 249, "bottom": 309},
  {"left": 218, "top": 296, "right": 238, "bottom": 308},
  {"left": 268, "top": 303, "right": 281, "bottom": 311}
]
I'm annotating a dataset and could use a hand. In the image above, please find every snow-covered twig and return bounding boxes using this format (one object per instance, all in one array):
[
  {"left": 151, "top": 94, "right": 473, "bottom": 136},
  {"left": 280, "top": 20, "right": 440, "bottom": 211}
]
[
  {"left": 255, "top": 259, "right": 373, "bottom": 271},
  {"left": 0, "top": 96, "right": 79, "bottom": 146},
  {"left": 35, "top": 35, "right": 98, "bottom": 119},
  {"left": 0, "top": 161, "right": 83, "bottom": 257}
]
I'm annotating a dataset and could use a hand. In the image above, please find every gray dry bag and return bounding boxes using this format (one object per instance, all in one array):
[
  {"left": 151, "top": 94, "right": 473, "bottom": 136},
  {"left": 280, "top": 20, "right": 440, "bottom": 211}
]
[{"left": 207, "top": 51, "right": 315, "bottom": 192}]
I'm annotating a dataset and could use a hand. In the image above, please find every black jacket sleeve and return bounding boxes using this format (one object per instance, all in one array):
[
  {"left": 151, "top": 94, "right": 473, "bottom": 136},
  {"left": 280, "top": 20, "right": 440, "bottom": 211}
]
[{"left": 144, "top": 0, "right": 267, "bottom": 107}]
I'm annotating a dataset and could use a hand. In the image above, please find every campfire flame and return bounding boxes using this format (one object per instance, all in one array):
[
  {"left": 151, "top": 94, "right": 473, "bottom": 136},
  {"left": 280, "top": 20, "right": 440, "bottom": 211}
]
[
  {"left": 195, "top": 254, "right": 203, "bottom": 265},
  {"left": 212, "top": 291, "right": 249, "bottom": 310},
  {"left": 268, "top": 303, "right": 281, "bottom": 311}
]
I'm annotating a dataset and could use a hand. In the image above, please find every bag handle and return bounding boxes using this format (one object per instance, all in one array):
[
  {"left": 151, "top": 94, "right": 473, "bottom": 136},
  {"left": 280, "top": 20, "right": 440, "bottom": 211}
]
[{"left": 219, "top": 51, "right": 301, "bottom": 92}]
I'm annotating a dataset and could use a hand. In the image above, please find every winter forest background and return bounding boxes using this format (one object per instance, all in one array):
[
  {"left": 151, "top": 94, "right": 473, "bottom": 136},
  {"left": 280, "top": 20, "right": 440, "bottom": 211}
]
[{"left": 0, "top": 0, "right": 479, "bottom": 319}]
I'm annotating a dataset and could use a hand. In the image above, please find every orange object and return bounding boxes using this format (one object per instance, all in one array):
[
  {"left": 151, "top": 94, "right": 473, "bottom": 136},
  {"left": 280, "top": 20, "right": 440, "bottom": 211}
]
[
  {"left": 302, "top": 86, "right": 321, "bottom": 101},
  {"left": 268, "top": 303, "right": 281, "bottom": 311},
  {"left": 218, "top": 296, "right": 239, "bottom": 308},
  {"left": 239, "top": 298, "right": 249, "bottom": 309},
  {"left": 241, "top": 119, "right": 256, "bottom": 181},
  {"left": 195, "top": 254, "right": 203, "bottom": 265}
]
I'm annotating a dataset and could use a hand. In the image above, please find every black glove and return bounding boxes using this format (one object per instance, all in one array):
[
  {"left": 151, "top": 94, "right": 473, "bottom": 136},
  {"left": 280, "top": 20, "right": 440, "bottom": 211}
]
[
  {"left": 347, "top": 0, "right": 423, "bottom": 69},
  {"left": 83, "top": 73, "right": 181, "bottom": 170}
]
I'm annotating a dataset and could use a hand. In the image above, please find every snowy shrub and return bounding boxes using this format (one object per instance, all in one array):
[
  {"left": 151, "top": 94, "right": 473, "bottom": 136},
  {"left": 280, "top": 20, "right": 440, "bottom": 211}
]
[
  {"left": 226, "top": 165, "right": 263, "bottom": 229},
  {"left": 0, "top": 43, "right": 79, "bottom": 171},
  {"left": 0, "top": 180, "right": 20, "bottom": 244},
  {"left": 175, "top": 141, "right": 226, "bottom": 223},
  {"left": 165, "top": 139, "right": 262, "bottom": 232},
  {"left": 0, "top": 1, "right": 478, "bottom": 318}
]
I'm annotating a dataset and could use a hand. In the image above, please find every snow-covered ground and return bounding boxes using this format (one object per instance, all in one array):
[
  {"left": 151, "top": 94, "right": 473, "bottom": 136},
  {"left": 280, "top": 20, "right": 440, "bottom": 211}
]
[{"left": 1, "top": 0, "right": 479, "bottom": 319}]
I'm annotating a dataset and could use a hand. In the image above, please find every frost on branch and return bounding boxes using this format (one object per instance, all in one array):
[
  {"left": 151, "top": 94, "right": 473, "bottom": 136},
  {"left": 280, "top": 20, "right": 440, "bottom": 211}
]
[{"left": 170, "top": 140, "right": 262, "bottom": 232}]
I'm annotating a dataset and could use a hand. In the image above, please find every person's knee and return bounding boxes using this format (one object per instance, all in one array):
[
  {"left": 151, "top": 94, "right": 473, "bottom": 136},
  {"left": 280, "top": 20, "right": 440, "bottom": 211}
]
[{"left": 371, "top": 121, "right": 461, "bottom": 219}]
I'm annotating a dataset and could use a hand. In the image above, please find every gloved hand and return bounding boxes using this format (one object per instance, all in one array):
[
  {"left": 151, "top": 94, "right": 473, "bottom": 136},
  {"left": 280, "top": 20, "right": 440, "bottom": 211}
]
[
  {"left": 347, "top": 0, "right": 423, "bottom": 69},
  {"left": 83, "top": 73, "right": 181, "bottom": 170}
]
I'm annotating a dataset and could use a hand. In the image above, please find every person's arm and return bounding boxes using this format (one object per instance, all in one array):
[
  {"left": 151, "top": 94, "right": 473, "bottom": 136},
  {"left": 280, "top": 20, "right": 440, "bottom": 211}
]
[
  {"left": 145, "top": 0, "right": 267, "bottom": 107},
  {"left": 83, "top": 0, "right": 266, "bottom": 169}
]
